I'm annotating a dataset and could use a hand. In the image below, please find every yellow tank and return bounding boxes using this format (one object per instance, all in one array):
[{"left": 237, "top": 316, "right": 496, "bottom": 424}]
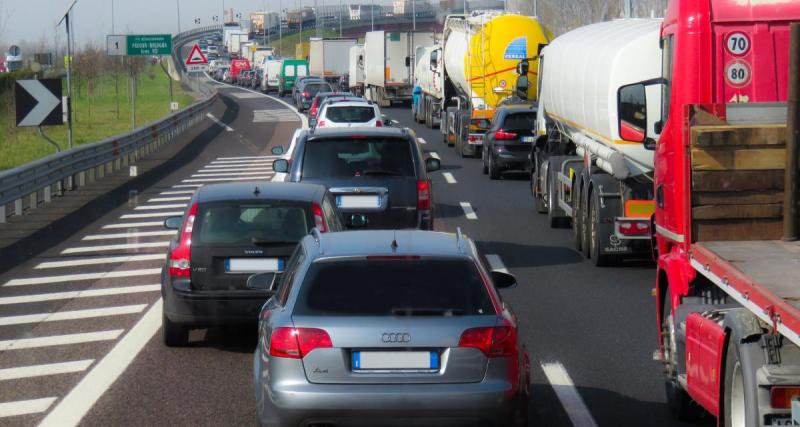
[
  {"left": 295, "top": 42, "right": 310, "bottom": 60},
  {"left": 442, "top": 12, "right": 551, "bottom": 110}
]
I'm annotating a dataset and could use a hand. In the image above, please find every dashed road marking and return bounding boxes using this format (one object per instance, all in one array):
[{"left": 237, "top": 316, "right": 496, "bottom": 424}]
[
  {"left": 158, "top": 190, "right": 196, "bottom": 195},
  {"left": 206, "top": 113, "right": 233, "bottom": 132},
  {"left": 485, "top": 254, "right": 509, "bottom": 274},
  {"left": 102, "top": 221, "right": 163, "bottom": 229},
  {"left": 0, "top": 330, "right": 124, "bottom": 351},
  {"left": 61, "top": 241, "right": 169, "bottom": 254},
  {"left": 197, "top": 167, "right": 272, "bottom": 173},
  {"left": 83, "top": 230, "right": 176, "bottom": 241},
  {"left": 181, "top": 176, "right": 272, "bottom": 183},
  {"left": 0, "top": 360, "right": 94, "bottom": 381},
  {"left": 134, "top": 204, "right": 187, "bottom": 211},
  {"left": 216, "top": 156, "right": 276, "bottom": 161},
  {"left": 253, "top": 109, "right": 299, "bottom": 123},
  {"left": 541, "top": 362, "right": 599, "bottom": 427},
  {"left": 35, "top": 254, "right": 164, "bottom": 269},
  {"left": 443, "top": 172, "right": 457, "bottom": 184},
  {"left": 3, "top": 268, "right": 161, "bottom": 287},
  {"left": 0, "top": 304, "right": 146, "bottom": 326},
  {"left": 191, "top": 171, "right": 272, "bottom": 178},
  {"left": 202, "top": 163, "right": 272, "bottom": 169},
  {"left": 171, "top": 184, "right": 205, "bottom": 188},
  {"left": 148, "top": 196, "right": 192, "bottom": 202},
  {"left": 0, "top": 397, "right": 57, "bottom": 418},
  {"left": 0, "top": 284, "right": 160, "bottom": 305},
  {"left": 460, "top": 201, "right": 478, "bottom": 220},
  {"left": 120, "top": 211, "right": 184, "bottom": 219}
]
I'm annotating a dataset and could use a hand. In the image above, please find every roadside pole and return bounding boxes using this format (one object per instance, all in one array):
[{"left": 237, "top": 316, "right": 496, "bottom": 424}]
[{"left": 61, "top": 4, "right": 75, "bottom": 149}]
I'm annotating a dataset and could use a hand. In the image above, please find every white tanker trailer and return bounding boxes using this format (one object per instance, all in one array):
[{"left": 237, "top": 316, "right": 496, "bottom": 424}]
[{"left": 532, "top": 19, "right": 663, "bottom": 266}]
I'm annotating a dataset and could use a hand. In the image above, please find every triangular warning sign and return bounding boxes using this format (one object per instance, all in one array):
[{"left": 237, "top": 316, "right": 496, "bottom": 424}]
[{"left": 185, "top": 44, "right": 208, "bottom": 66}]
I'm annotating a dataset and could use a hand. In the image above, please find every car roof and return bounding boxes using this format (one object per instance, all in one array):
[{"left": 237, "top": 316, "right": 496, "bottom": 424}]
[
  {"left": 306, "top": 126, "right": 408, "bottom": 139},
  {"left": 498, "top": 104, "right": 537, "bottom": 111},
  {"left": 195, "top": 182, "right": 325, "bottom": 204},
  {"left": 322, "top": 101, "right": 374, "bottom": 108},
  {"left": 304, "top": 230, "right": 474, "bottom": 259}
]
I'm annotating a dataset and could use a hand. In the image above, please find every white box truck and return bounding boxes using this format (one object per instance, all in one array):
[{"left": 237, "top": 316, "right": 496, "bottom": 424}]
[
  {"left": 309, "top": 37, "right": 358, "bottom": 88},
  {"left": 348, "top": 44, "right": 366, "bottom": 96},
  {"left": 364, "top": 31, "right": 435, "bottom": 106}
]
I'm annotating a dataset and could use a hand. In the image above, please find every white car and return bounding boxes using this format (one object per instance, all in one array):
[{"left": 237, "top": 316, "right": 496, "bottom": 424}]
[{"left": 315, "top": 101, "right": 382, "bottom": 129}]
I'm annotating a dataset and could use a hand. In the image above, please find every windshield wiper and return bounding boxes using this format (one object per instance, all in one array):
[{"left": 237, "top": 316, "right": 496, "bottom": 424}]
[
  {"left": 361, "top": 169, "right": 402, "bottom": 176},
  {"left": 391, "top": 307, "right": 465, "bottom": 316}
]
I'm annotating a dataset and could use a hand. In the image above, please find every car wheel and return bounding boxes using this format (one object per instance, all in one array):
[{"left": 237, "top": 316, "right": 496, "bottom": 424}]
[
  {"left": 482, "top": 149, "right": 489, "bottom": 175},
  {"left": 589, "top": 190, "right": 617, "bottom": 266},
  {"left": 488, "top": 152, "right": 500, "bottom": 180},
  {"left": 162, "top": 312, "right": 189, "bottom": 347}
]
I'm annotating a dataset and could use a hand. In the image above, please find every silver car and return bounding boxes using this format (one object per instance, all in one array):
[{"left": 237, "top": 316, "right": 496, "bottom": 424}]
[{"left": 253, "top": 229, "right": 529, "bottom": 427}]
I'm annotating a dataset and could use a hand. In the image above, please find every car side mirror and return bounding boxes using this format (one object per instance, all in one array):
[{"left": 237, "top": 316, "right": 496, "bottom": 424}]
[
  {"left": 491, "top": 271, "right": 517, "bottom": 289},
  {"left": 405, "top": 56, "right": 411, "bottom": 67},
  {"left": 516, "top": 75, "right": 529, "bottom": 101},
  {"left": 425, "top": 157, "right": 441, "bottom": 172},
  {"left": 271, "top": 145, "right": 285, "bottom": 155},
  {"left": 246, "top": 272, "right": 278, "bottom": 294},
  {"left": 273, "top": 159, "right": 289, "bottom": 173},
  {"left": 164, "top": 216, "right": 183, "bottom": 230},
  {"left": 617, "top": 83, "right": 647, "bottom": 143}
]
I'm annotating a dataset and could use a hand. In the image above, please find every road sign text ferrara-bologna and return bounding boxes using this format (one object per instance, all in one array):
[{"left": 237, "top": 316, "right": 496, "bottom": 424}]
[{"left": 126, "top": 35, "right": 172, "bottom": 56}]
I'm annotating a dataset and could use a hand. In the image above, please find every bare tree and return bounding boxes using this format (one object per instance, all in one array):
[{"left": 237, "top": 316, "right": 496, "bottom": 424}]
[{"left": 0, "top": 1, "right": 11, "bottom": 41}]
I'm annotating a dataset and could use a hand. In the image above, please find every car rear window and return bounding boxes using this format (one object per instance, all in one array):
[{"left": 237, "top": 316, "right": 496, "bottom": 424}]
[
  {"left": 305, "top": 83, "right": 332, "bottom": 95},
  {"left": 470, "top": 118, "right": 491, "bottom": 130},
  {"left": 293, "top": 259, "right": 495, "bottom": 316},
  {"left": 325, "top": 106, "right": 375, "bottom": 123},
  {"left": 502, "top": 112, "right": 537, "bottom": 131},
  {"left": 193, "top": 202, "right": 311, "bottom": 245},
  {"left": 302, "top": 138, "right": 415, "bottom": 178}
]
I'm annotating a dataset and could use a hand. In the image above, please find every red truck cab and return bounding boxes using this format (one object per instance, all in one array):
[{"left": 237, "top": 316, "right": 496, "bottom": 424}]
[
  {"left": 230, "top": 59, "right": 251, "bottom": 84},
  {"left": 644, "top": 0, "right": 800, "bottom": 424}
]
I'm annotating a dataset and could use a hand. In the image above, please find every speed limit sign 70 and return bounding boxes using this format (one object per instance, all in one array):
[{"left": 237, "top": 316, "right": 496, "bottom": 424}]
[{"left": 726, "top": 32, "right": 750, "bottom": 56}]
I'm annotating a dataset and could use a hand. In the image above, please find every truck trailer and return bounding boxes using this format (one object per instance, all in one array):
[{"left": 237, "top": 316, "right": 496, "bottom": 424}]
[
  {"left": 363, "top": 31, "right": 436, "bottom": 106},
  {"left": 647, "top": 0, "right": 800, "bottom": 425},
  {"left": 309, "top": 37, "right": 358, "bottom": 89},
  {"left": 532, "top": 19, "right": 662, "bottom": 266},
  {"left": 348, "top": 44, "right": 366, "bottom": 96},
  {"left": 416, "top": 11, "right": 549, "bottom": 158}
]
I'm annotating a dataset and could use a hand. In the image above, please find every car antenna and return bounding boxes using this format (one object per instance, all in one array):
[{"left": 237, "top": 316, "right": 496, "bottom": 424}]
[
  {"left": 391, "top": 231, "right": 398, "bottom": 251},
  {"left": 253, "top": 186, "right": 260, "bottom": 196}
]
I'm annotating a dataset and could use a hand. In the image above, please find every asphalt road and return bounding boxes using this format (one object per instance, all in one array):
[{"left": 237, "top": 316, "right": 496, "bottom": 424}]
[{"left": 0, "top": 82, "right": 710, "bottom": 427}]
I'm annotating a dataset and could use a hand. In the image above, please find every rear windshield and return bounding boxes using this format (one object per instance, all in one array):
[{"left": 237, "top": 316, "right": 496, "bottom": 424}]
[
  {"left": 502, "top": 113, "right": 537, "bottom": 131},
  {"left": 302, "top": 138, "right": 415, "bottom": 178},
  {"left": 325, "top": 106, "right": 375, "bottom": 123},
  {"left": 470, "top": 118, "right": 491, "bottom": 130},
  {"left": 293, "top": 259, "right": 495, "bottom": 316},
  {"left": 193, "top": 202, "right": 311, "bottom": 245},
  {"left": 305, "top": 83, "right": 332, "bottom": 95}
]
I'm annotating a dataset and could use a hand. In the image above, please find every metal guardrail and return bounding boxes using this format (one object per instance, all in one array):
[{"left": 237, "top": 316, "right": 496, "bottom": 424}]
[{"left": 0, "top": 27, "right": 222, "bottom": 223}]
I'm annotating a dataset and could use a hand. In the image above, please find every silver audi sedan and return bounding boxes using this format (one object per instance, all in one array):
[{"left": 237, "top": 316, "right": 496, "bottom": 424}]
[{"left": 253, "top": 229, "right": 530, "bottom": 427}]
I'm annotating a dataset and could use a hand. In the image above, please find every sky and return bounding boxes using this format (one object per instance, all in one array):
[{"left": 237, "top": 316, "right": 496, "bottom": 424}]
[{"left": 0, "top": 0, "right": 400, "bottom": 49}]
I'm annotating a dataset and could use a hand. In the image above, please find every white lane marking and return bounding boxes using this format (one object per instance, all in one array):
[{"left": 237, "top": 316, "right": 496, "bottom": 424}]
[
  {"left": 171, "top": 184, "right": 204, "bottom": 188},
  {"left": 209, "top": 160, "right": 276, "bottom": 165},
  {"left": 460, "top": 201, "right": 478, "bottom": 220},
  {"left": 36, "top": 254, "right": 164, "bottom": 269},
  {"left": 102, "top": 221, "right": 163, "bottom": 229},
  {"left": 0, "top": 330, "right": 124, "bottom": 351},
  {"left": 443, "top": 172, "right": 457, "bottom": 184},
  {"left": 191, "top": 171, "right": 272, "bottom": 178},
  {"left": 83, "top": 230, "right": 176, "bottom": 241},
  {"left": 148, "top": 196, "right": 191, "bottom": 202},
  {"left": 0, "top": 360, "right": 94, "bottom": 381},
  {"left": 210, "top": 77, "right": 308, "bottom": 128},
  {"left": 417, "top": 137, "right": 426, "bottom": 144},
  {"left": 0, "top": 397, "right": 57, "bottom": 418},
  {"left": 0, "top": 304, "right": 146, "bottom": 326},
  {"left": 216, "top": 156, "right": 277, "bottom": 160},
  {"left": 429, "top": 152, "right": 440, "bottom": 159},
  {"left": 39, "top": 300, "right": 163, "bottom": 427},
  {"left": 197, "top": 167, "right": 272, "bottom": 173},
  {"left": 206, "top": 113, "right": 233, "bottom": 132},
  {"left": 181, "top": 176, "right": 272, "bottom": 183},
  {"left": 159, "top": 190, "right": 196, "bottom": 195},
  {"left": 61, "top": 241, "right": 170, "bottom": 254},
  {"left": 0, "top": 284, "right": 160, "bottom": 305},
  {"left": 485, "top": 254, "right": 509, "bottom": 274},
  {"left": 3, "top": 268, "right": 162, "bottom": 287},
  {"left": 120, "top": 211, "right": 184, "bottom": 219},
  {"left": 202, "top": 163, "right": 272, "bottom": 169},
  {"left": 134, "top": 203, "right": 187, "bottom": 211},
  {"left": 540, "top": 362, "right": 599, "bottom": 427}
]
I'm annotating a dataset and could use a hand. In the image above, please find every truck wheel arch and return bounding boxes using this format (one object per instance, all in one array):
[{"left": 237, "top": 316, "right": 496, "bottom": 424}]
[{"left": 721, "top": 310, "right": 766, "bottom": 427}]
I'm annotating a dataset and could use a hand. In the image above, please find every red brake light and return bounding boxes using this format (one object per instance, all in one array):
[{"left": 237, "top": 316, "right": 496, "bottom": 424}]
[
  {"left": 618, "top": 220, "right": 650, "bottom": 236},
  {"left": 375, "top": 120, "right": 383, "bottom": 127},
  {"left": 168, "top": 203, "right": 198, "bottom": 278},
  {"left": 269, "top": 327, "right": 332, "bottom": 359},
  {"left": 494, "top": 130, "right": 518, "bottom": 140},
  {"left": 302, "top": 91, "right": 309, "bottom": 97},
  {"left": 416, "top": 180, "right": 431, "bottom": 211},
  {"left": 312, "top": 202, "right": 327, "bottom": 232},
  {"left": 770, "top": 386, "right": 800, "bottom": 409},
  {"left": 459, "top": 325, "right": 517, "bottom": 358}
]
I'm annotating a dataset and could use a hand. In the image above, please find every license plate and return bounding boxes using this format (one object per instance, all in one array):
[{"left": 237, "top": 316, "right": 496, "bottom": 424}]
[
  {"left": 522, "top": 136, "right": 536, "bottom": 143},
  {"left": 467, "top": 135, "right": 484, "bottom": 145},
  {"left": 352, "top": 351, "right": 439, "bottom": 371},
  {"left": 336, "top": 195, "right": 380, "bottom": 209},
  {"left": 225, "top": 258, "right": 283, "bottom": 273}
]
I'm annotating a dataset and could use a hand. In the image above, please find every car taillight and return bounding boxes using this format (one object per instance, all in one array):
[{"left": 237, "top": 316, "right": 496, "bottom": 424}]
[
  {"left": 168, "top": 203, "right": 198, "bottom": 278},
  {"left": 417, "top": 180, "right": 431, "bottom": 211},
  {"left": 312, "top": 202, "right": 327, "bottom": 232},
  {"left": 495, "top": 130, "right": 518, "bottom": 140},
  {"left": 310, "top": 107, "right": 317, "bottom": 116},
  {"left": 269, "top": 327, "right": 332, "bottom": 359},
  {"left": 317, "top": 120, "right": 326, "bottom": 128},
  {"left": 618, "top": 220, "right": 650, "bottom": 236},
  {"left": 770, "top": 386, "right": 800, "bottom": 409},
  {"left": 375, "top": 120, "right": 383, "bottom": 127},
  {"left": 302, "top": 91, "right": 309, "bottom": 98},
  {"left": 459, "top": 325, "right": 517, "bottom": 357}
]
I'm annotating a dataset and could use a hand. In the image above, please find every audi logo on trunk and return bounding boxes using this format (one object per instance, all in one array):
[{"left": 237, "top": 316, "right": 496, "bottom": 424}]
[{"left": 381, "top": 332, "right": 411, "bottom": 343}]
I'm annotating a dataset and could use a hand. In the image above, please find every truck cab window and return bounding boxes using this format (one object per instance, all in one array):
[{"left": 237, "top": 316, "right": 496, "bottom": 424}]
[{"left": 661, "top": 35, "right": 675, "bottom": 126}]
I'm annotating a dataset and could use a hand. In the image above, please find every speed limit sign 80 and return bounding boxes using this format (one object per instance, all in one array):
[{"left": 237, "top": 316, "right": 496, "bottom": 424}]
[{"left": 725, "top": 60, "right": 752, "bottom": 87}]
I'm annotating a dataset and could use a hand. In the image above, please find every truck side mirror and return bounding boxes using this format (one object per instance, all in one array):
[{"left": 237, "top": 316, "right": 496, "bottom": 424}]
[
  {"left": 516, "top": 75, "right": 529, "bottom": 101},
  {"left": 617, "top": 83, "right": 647, "bottom": 143},
  {"left": 429, "top": 50, "right": 439, "bottom": 71},
  {"left": 405, "top": 56, "right": 411, "bottom": 67}
]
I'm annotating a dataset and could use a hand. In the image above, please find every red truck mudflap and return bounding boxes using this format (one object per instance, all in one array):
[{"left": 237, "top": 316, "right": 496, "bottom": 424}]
[{"left": 685, "top": 312, "right": 726, "bottom": 417}]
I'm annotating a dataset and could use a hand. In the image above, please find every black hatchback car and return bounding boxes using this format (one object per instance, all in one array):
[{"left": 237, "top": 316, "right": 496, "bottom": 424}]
[
  {"left": 482, "top": 105, "right": 538, "bottom": 179},
  {"left": 160, "top": 182, "right": 344, "bottom": 346},
  {"left": 272, "top": 127, "right": 441, "bottom": 230}
]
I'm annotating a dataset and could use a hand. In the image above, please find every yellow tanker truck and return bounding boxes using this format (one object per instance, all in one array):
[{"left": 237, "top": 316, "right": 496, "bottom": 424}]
[{"left": 414, "top": 11, "right": 550, "bottom": 157}]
